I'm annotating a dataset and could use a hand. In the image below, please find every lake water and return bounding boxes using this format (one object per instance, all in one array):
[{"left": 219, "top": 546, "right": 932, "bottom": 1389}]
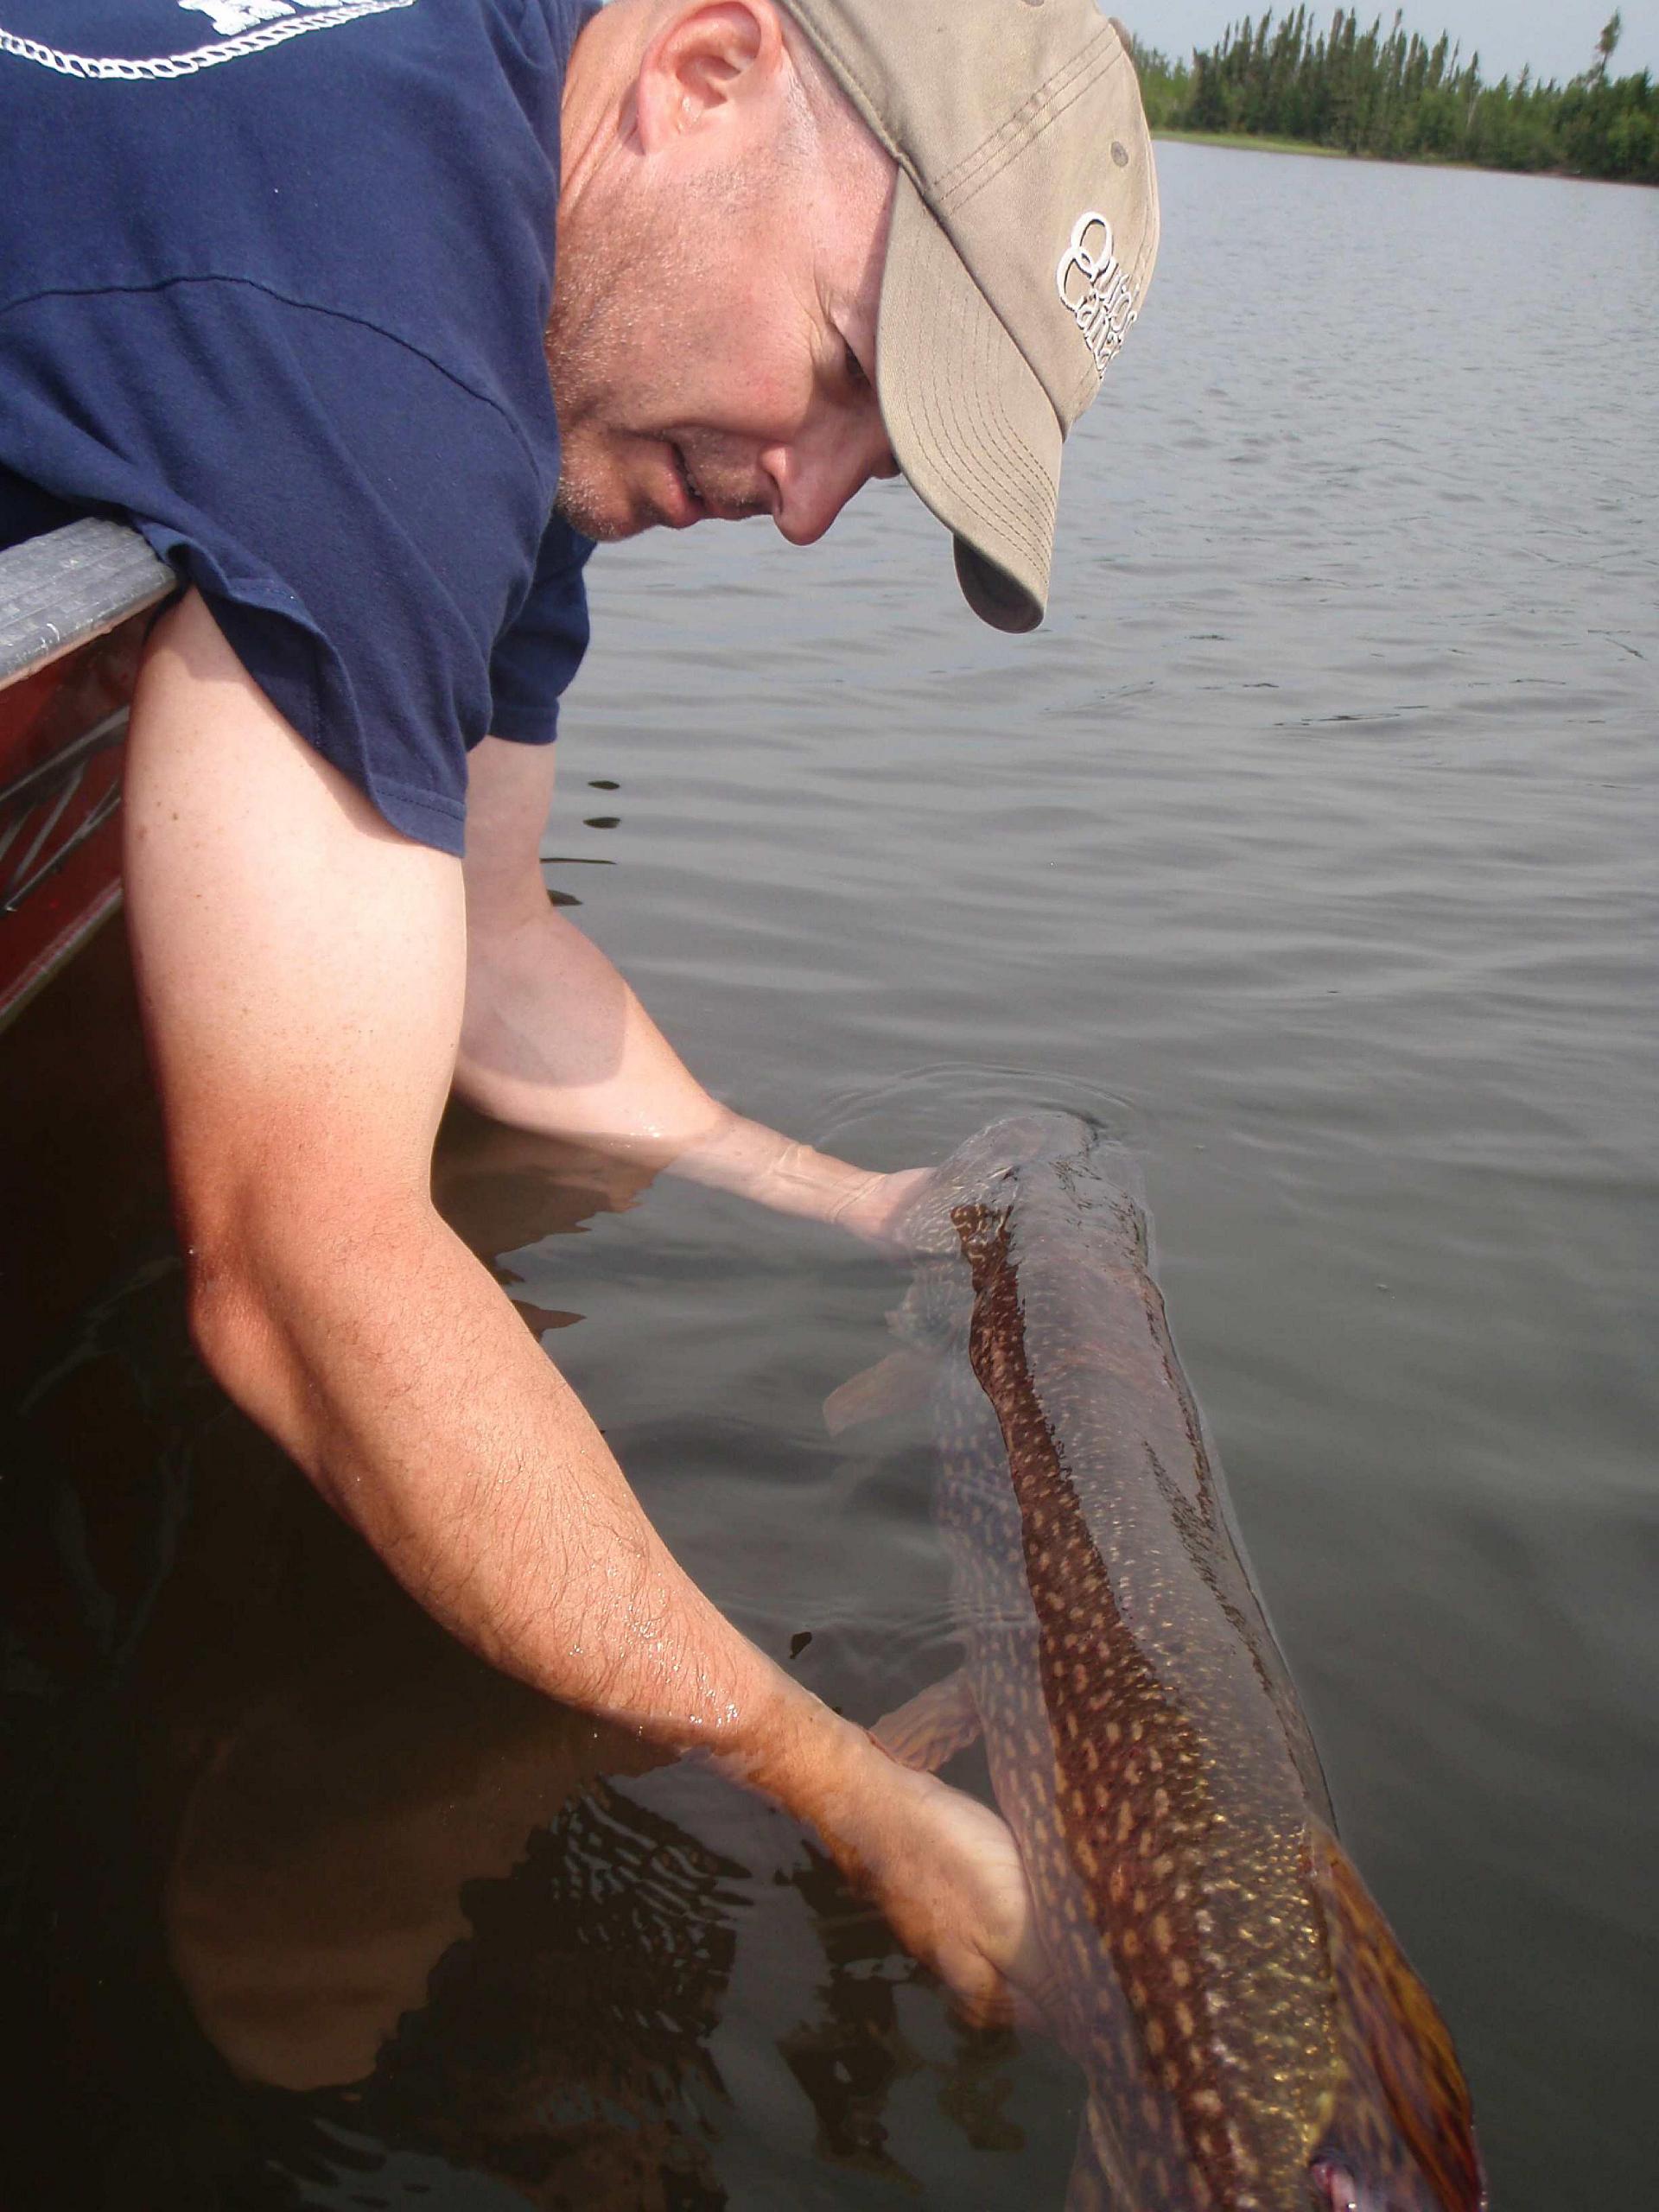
[{"left": 3, "top": 143, "right": 1656, "bottom": 2209}]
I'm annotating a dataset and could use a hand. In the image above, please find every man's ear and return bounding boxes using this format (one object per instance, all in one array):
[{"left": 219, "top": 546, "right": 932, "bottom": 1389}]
[{"left": 634, "top": 0, "right": 787, "bottom": 151}]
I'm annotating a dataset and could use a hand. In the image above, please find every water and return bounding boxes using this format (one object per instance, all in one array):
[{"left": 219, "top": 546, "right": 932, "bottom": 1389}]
[{"left": 3, "top": 144, "right": 1656, "bottom": 2208}]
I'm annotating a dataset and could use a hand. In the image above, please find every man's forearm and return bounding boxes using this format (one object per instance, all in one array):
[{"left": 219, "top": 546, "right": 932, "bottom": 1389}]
[
  {"left": 455, "top": 899, "right": 917, "bottom": 1230},
  {"left": 194, "top": 1188, "right": 1039, "bottom": 2023},
  {"left": 200, "top": 1185, "right": 859, "bottom": 1809}
]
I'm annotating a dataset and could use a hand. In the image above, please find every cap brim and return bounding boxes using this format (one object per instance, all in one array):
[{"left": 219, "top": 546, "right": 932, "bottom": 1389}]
[{"left": 875, "top": 169, "right": 1061, "bottom": 635}]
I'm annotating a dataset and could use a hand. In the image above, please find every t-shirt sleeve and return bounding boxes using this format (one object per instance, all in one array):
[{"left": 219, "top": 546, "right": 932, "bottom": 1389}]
[
  {"left": 487, "top": 512, "right": 594, "bottom": 746},
  {"left": 0, "top": 280, "right": 554, "bottom": 857}
]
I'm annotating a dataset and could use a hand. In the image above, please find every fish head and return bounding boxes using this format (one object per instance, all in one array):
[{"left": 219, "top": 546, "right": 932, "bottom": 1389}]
[
  {"left": 887, "top": 1110, "right": 1096, "bottom": 1256},
  {"left": 829, "top": 1114, "right": 1093, "bottom": 1427},
  {"left": 1304, "top": 1834, "right": 1486, "bottom": 2212}
]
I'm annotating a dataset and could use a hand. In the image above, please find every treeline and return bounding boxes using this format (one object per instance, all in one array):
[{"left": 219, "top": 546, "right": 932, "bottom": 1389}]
[{"left": 1131, "top": 9, "right": 1657, "bottom": 184}]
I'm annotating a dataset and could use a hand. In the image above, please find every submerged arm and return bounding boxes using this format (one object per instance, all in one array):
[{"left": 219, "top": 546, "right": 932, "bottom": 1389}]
[
  {"left": 454, "top": 736, "right": 925, "bottom": 1236},
  {"left": 125, "top": 595, "right": 1034, "bottom": 2016}
]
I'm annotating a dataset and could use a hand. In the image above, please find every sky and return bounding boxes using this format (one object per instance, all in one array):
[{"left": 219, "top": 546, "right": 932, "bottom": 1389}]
[{"left": 1130, "top": 2, "right": 1659, "bottom": 86}]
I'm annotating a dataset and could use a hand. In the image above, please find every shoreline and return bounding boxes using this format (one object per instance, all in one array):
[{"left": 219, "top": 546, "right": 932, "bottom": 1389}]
[
  {"left": 1151, "top": 125, "right": 1654, "bottom": 186},
  {"left": 1154, "top": 127, "right": 1351, "bottom": 160}
]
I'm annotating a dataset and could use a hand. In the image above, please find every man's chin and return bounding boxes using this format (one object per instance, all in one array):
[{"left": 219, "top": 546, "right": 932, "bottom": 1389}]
[
  {"left": 552, "top": 482, "right": 650, "bottom": 543},
  {"left": 554, "top": 455, "right": 677, "bottom": 543}
]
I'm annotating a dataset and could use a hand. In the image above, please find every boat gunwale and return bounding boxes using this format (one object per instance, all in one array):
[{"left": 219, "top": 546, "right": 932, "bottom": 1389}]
[{"left": 0, "top": 518, "right": 175, "bottom": 693}]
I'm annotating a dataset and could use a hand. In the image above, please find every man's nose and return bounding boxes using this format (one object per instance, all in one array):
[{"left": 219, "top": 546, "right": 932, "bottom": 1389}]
[{"left": 763, "top": 415, "right": 898, "bottom": 546}]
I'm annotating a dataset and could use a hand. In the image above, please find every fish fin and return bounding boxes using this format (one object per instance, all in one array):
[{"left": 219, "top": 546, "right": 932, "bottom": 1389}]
[
  {"left": 1307, "top": 1826, "right": 1486, "bottom": 2211},
  {"left": 823, "top": 1346, "right": 938, "bottom": 1436},
  {"left": 1062, "top": 2113, "right": 1117, "bottom": 2212},
  {"left": 872, "top": 1668, "right": 982, "bottom": 1773}
]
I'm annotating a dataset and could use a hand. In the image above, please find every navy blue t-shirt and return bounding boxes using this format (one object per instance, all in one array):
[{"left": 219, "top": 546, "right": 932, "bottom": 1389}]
[{"left": 0, "top": 0, "right": 594, "bottom": 855}]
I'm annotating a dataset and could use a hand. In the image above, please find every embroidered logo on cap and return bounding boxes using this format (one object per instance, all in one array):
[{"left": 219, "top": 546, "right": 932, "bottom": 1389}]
[{"left": 1056, "top": 211, "right": 1140, "bottom": 374}]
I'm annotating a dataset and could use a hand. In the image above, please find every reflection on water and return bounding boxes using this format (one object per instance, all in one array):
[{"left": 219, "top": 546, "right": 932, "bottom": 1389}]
[
  {"left": 346, "top": 1783, "right": 743, "bottom": 2208},
  {"left": 3, "top": 146, "right": 1657, "bottom": 2208},
  {"left": 0, "top": 967, "right": 1065, "bottom": 2208}
]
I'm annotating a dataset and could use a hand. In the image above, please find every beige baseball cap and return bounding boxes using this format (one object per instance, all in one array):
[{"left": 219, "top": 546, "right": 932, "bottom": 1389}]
[{"left": 784, "top": 0, "right": 1160, "bottom": 632}]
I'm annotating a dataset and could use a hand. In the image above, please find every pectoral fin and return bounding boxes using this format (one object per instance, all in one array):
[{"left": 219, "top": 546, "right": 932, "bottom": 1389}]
[
  {"left": 1063, "top": 2116, "right": 1116, "bottom": 2212},
  {"left": 823, "top": 1346, "right": 938, "bottom": 1436},
  {"left": 872, "top": 1668, "right": 982, "bottom": 1772}
]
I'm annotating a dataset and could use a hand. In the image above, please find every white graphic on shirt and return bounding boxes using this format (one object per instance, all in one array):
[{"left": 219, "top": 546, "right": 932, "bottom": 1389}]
[
  {"left": 178, "top": 0, "right": 302, "bottom": 35},
  {"left": 0, "top": 0, "right": 415, "bottom": 81}
]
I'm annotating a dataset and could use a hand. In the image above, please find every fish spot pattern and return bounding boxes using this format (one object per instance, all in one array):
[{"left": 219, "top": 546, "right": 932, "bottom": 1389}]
[{"left": 931, "top": 1175, "right": 1483, "bottom": 2212}]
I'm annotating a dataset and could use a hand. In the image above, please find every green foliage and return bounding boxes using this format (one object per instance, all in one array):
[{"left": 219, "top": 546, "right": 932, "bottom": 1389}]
[
  {"left": 1127, "top": 10, "right": 1657, "bottom": 185},
  {"left": 1595, "top": 12, "right": 1624, "bottom": 83}
]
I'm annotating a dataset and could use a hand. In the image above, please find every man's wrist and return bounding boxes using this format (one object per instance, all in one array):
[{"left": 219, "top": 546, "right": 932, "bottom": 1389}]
[
  {"left": 665, "top": 1113, "right": 878, "bottom": 1224},
  {"left": 707, "top": 1669, "right": 882, "bottom": 1844}
]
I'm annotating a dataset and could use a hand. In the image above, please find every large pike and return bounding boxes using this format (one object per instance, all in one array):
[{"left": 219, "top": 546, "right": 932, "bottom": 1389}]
[{"left": 845, "top": 1116, "right": 1484, "bottom": 2212}]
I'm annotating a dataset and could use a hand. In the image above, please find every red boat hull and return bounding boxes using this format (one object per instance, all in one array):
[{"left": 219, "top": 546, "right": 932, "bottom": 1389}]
[
  {"left": 1, "top": 520, "right": 175, "bottom": 1029},
  {"left": 0, "top": 613, "right": 149, "bottom": 1030}
]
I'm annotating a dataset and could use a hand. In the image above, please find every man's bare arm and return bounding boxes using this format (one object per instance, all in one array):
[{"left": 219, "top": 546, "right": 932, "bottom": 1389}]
[
  {"left": 124, "top": 593, "right": 1036, "bottom": 2018},
  {"left": 456, "top": 736, "right": 927, "bottom": 1238}
]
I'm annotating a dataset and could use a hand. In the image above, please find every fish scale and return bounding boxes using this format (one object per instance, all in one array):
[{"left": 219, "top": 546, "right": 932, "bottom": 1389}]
[{"left": 889, "top": 1117, "right": 1484, "bottom": 2212}]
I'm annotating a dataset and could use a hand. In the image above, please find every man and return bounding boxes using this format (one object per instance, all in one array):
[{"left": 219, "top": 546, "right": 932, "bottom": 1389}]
[{"left": 0, "top": 0, "right": 1158, "bottom": 2021}]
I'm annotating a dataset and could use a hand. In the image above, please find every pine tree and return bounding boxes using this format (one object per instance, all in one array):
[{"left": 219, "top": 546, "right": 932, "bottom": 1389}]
[
  {"left": 1143, "top": 5, "right": 1656, "bottom": 185},
  {"left": 1593, "top": 12, "right": 1623, "bottom": 86}
]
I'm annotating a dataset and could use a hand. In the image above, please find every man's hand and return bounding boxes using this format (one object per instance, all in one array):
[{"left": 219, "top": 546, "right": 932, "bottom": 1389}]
[
  {"left": 804, "top": 1732, "right": 1049, "bottom": 2029},
  {"left": 725, "top": 1707, "right": 1045, "bottom": 2029},
  {"left": 124, "top": 594, "right": 1037, "bottom": 2024},
  {"left": 817, "top": 1161, "right": 935, "bottom": 1247}
]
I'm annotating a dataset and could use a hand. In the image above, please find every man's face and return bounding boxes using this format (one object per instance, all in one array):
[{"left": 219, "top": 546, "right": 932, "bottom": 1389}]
[{"left": 548, "top": 3, "right": 899, "bottom": 546}]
